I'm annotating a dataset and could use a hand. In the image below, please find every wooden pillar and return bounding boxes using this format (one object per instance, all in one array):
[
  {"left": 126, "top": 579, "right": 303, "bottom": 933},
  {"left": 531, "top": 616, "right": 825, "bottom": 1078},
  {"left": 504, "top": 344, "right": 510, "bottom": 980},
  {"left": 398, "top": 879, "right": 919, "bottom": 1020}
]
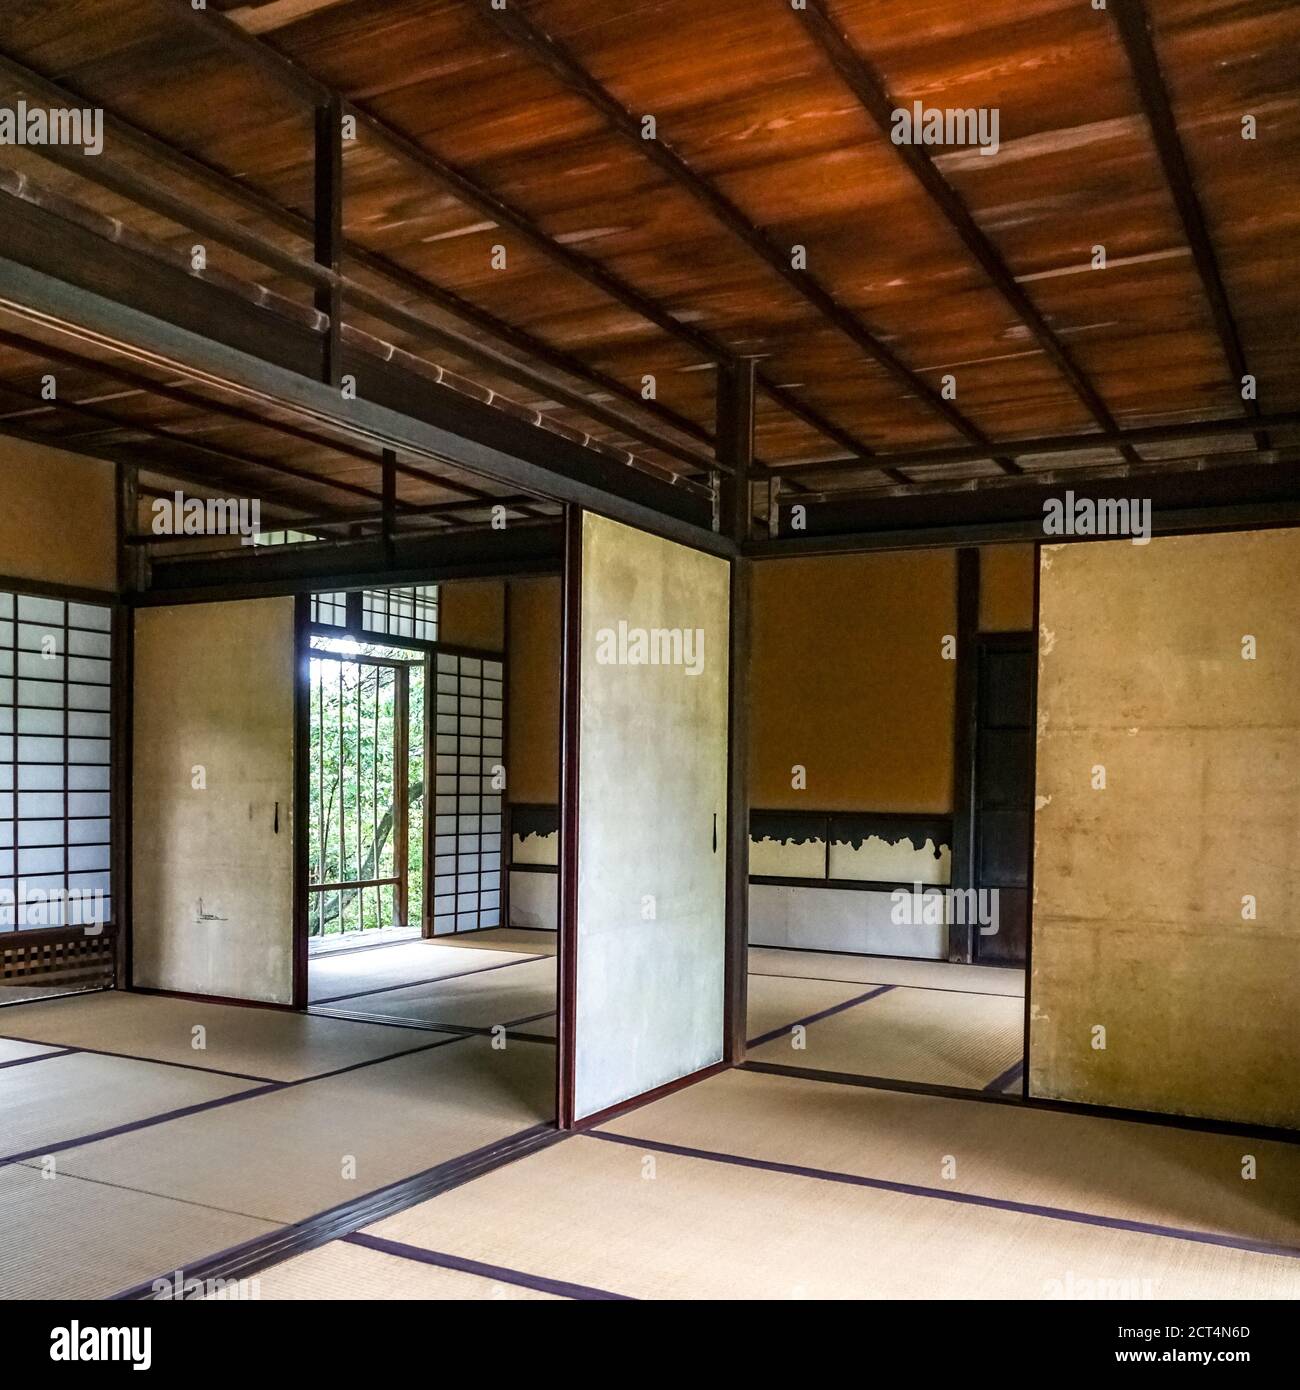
[
  {"left": 381, "top": 447, "right": 397, "bottom": 566},
  {"left": 313, "top": 96, "right": 343, "bottom": 387},
  {"left": 717, "top": 360, "right": 755, "bottom": 1063},
  {"left": 556, "top": 505, "right": 582, "bottom": 1127}
]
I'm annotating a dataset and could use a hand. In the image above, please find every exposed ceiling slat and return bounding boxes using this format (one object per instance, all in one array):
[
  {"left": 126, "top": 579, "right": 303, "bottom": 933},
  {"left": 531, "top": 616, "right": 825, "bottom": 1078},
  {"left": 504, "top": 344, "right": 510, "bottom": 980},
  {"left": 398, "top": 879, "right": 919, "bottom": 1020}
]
[{"left": 1111, "top": 0, "right": 1266, "bottom": 448}]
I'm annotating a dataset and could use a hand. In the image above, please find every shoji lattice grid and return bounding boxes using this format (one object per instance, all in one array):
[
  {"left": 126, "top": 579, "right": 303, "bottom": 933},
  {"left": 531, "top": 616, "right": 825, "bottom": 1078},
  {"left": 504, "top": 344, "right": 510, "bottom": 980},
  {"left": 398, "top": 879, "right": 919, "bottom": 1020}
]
[
  {"left": 0, "top": 592, "right": 112, "bottom": 931},
  {"left": 361, "top": 585, "right": 438, "bottom": 643},
  {"left": 431, "top": 651, "right": 503, "bottom": 933},
  {"left": 310, "top": 591, "right": 347, "bottom": 627}
]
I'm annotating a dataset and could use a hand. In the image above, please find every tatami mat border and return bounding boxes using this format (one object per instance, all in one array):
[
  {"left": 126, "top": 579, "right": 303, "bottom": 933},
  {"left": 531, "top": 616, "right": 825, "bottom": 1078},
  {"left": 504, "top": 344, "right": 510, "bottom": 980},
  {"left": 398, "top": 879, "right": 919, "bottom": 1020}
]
[
  {"left": 747, "top": 983, "right": 894, "bottom": 1048},
  {"left": 313, "top": 952, "right": 551, "bottom": 1006},
  {"left": 589, "top": 1130, "right": 1300, "bottom": 1261},
  {"left": 342, "top": 1232, "right": 632, "bottom": 1301},
  {"left": 112, "top": 1123, "right": 568, "bottom": 1300}
]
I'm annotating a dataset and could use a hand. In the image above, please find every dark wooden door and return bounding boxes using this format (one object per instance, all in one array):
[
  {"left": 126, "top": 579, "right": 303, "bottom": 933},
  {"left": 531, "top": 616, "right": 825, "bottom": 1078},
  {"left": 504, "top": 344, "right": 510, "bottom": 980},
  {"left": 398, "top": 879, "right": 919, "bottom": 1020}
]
[{"left": 973, "top": 636, "right": 1033, "bottom": 966}]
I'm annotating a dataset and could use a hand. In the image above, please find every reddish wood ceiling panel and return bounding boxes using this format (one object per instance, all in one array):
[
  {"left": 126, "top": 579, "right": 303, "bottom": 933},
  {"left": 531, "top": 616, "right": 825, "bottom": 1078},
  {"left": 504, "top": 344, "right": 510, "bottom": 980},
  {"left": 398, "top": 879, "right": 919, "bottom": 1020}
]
[
  {"left": 5, "top": 1, "right": 313, "bottom": 190},
  {"left": 0, "top": 0, "right": 1291, "bottom": 499},
  {"left": 258, "top": 0, "right": 992, "bottom": 446},
  {"left": 1154, "top": 0, "right": 1300, "bottom": 411},
  {"left": 826, "top": 0, "right": 1242, "bottom": 428},
  {"left": 753, "top": 403, "right": 839, "bottom": 465},
  {"left": 757, "top": 328, "right": 963, "bottom": 451},
  {"left": 517, "top": 0, "right": 1097, "bottom": 440}
]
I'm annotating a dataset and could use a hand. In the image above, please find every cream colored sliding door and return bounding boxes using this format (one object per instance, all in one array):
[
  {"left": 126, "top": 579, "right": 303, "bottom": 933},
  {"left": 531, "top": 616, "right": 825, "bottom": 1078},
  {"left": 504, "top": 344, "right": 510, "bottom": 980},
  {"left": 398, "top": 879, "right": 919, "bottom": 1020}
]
[
  {"left": 132, "top": 597, "right": 296, "bottom": 1004},
  {"left": 573, "top": 514, "right": 730, "bottom": 1120}
]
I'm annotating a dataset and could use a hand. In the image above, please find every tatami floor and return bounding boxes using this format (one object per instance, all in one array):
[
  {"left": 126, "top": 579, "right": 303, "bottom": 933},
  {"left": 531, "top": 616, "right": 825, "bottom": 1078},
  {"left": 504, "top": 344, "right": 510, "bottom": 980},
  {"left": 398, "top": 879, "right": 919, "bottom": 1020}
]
[
  {"left": 4, "top": 932, "right": 1295, "bottom": 1301},
  {"left": 245, "top": 1067, "right": 1300, "bottom": 1301},
  {"left": 747, "top": 946, "right": 1025, "bottom": 1093},
  {"left": 0, "top": 935, "right": 558, "bottom": 1300}
]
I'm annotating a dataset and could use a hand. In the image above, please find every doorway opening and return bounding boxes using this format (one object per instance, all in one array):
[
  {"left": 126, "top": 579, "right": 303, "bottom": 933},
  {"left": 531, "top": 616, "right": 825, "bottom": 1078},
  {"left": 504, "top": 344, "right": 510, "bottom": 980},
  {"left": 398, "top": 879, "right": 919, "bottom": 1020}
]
[
  {"left": 297, "top": 577, "right": 561, "bottom": 1128},
  {"left": 308, "top": 638, "right": 424, "bottom": 957},
  {"left": 742, "top": 551, "right": 1031, "bottom": 1097}
]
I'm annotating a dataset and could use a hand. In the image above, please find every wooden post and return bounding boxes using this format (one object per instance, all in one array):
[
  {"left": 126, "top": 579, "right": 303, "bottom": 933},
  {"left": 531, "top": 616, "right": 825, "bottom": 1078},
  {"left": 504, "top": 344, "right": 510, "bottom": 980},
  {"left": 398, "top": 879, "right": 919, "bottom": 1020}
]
[{"left": 717, "top": 360, "right": 755, "bottom": 1063}]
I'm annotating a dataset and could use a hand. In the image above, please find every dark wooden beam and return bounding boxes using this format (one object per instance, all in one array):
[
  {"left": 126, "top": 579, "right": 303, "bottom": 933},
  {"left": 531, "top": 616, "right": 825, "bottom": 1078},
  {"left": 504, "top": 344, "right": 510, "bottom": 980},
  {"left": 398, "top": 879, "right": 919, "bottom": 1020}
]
[
  {"left": 125, "top": 493, "right": 545, "bottom": 546},
  {"left": 0, "top": 47, "right": 724, "bottom": 472},
  {"left": 0, "top": 322, "right": 547, "bottom": 520},
  {"left": 116, "top": 458, "right": 144, "bottom": 595},
  {"left": 796, "top": 0, "right": 1140, "bottom": 465},
  {"left": 0, "top": 378, "right": 392, "bottom": 512},
  {"left": 15, "top": 132, "right": 335, "bottom": 294},
  {"left": 774, "top": 409, "right": 1300, "bottom": 479},
  {"left": 136, "top": 519, "right": 565, "bottom": 604},
  {"left": 341, "top": 280, "right": 718, "bottom": 477},
  {"left": 381, "top": 446, "right": 397, "bottom": 564},
  {"left": 313, "top": 95, "right": 344, "bottom": 386},
  {"left": 746, "top": 457, "right": 1300, "bottom": 553},
  {"left": 716, "top": 365, "right": 754, "bottom": 1064},
  {"left": 794, "top": 443, "right": 1300, "bottom": 508},
  {"left": 1111, "top": 0, "right": 1266, "bottom": 449},
  {"left": 715, "top": 359, "right": 756, "bottom": 544},
  {"left": 473, "top": 1, "right": 1021, "bottom": 475},
  {"left": 0, "top": 251, "right": 731, "bottom": 554}
]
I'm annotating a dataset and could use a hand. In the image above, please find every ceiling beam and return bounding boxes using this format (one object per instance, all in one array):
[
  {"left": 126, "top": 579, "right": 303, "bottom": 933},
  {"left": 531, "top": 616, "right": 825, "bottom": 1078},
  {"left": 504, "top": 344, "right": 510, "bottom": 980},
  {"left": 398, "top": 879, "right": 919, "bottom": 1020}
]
[
  {"left": 0, "top": 182, "right": 719, "bottom": 527},
  {"left": 0, "top": 252, "right": 730, "bottom": 554},
  {"left": 125, "top": 493, "right": 545, "bottom": 546},
  {"left": 773, "top": 409, "right": 1300, "bottom": 479},
  {"left": 1110, "top": 0, "right": 1265, "bottom": 449},
  {"left": 0, "top": 378, "right": 406, "bottom": 513},
  {"left": 795, "top": 0, "right": 1140, "bottom": 466},
  {"left": 748, "top": 458, "right": 1300, "bottom": 554},
  {"left": 471, "top": 1, "right": 1019, "bottom": 475},
  {"left": 793, "top": 444, "right": 1300, "bottom": 506},
  {"left": 0, "top": 416, "right": 323, "bottom": 527},
  {"left": 0, "top": 323, "right": 545, "bottom": 519},
  {"left": 136, "top": 519, "right": 566, "bottom": 604},
  {"left": 0, "top": 47, "right": 720, "bottom": 473},
  {"left": 179, "top": 5, "right": 904, "bottom": 478}
]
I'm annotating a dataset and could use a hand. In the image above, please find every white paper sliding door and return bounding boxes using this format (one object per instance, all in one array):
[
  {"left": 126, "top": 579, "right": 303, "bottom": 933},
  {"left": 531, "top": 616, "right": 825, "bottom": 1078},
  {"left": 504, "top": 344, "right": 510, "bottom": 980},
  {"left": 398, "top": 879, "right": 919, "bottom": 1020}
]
[{"left": 571, "top": 513, "right": 730, "bottom": 1120}]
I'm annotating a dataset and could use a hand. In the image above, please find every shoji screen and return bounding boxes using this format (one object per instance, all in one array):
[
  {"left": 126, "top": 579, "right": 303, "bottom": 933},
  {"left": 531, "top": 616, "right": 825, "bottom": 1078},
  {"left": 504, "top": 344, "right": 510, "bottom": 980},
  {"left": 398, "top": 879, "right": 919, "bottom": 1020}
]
[
  {"left": 0, "top": 590, "right": 113, "bottom": 931},
  {"left": 431, "top": 651, "right": 504, "bottom": 933},
  {"left": 572, "top": 513, "right": 730, "bottom": 1120}
]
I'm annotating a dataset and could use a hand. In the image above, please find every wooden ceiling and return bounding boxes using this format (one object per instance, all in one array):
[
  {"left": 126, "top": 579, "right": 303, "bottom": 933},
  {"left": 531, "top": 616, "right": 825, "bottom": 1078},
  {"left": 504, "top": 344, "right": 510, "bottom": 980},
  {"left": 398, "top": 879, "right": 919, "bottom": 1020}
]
[{"left": 0, "top": 0, "right": 1296, "bottom": 536}]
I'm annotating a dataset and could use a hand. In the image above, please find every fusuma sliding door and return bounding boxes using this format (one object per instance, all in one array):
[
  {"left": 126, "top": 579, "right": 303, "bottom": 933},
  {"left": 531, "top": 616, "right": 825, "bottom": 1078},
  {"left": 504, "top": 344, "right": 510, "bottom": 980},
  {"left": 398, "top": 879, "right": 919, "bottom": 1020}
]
[
  {"left": 132, "top": 598, "right": 295, "bottom": 1004},
  {"left": 565, "top": 512, "right": 730, "bottom": 1122}
]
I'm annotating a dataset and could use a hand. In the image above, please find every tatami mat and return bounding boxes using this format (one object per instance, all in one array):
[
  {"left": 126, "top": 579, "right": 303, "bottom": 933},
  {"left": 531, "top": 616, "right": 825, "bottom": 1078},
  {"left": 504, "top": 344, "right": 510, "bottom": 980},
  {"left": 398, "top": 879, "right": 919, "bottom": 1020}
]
[
  {"left": 2, "top": 991, "right": 436, "bottom": 1082},
  {"left": 0, "top": 1037, "right": 64, "bottom": 1065},
  {"left": 429, "top": 928, "right": 558, "bottom": 957},
  {"left": 0, "top": 1051, "right": 259, "bottom": 1161},
  {"left": 359, "top": 1128, "right": 1299, "bottom": 1300},
  {"left": 602, "top": 1068, "right": 1300, "bottom": 1250},
  {"left": 316, "top": 956, "right": 556, "bottom": 1033},
  {"left": 49, "top": 1033, "right": 554, "bottom": 1225},
  {"left": 745, "top": 973, "right": 877, "bottom": 1045},
  {"left": 749, "top": 983, "right": 1024, "bottom": 1090},
  {"left": 0, "top": 1163, "right": 277, "bottom": 1301},
  {"left": 749, "top": 946, "right": 1023, "bottom": 997},
  {"left": 217, "top": 1234, "right": 560, "bottom": 1300},
  {"left": 309, "top": 941, "right": 540, "bottom": 1003}
]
